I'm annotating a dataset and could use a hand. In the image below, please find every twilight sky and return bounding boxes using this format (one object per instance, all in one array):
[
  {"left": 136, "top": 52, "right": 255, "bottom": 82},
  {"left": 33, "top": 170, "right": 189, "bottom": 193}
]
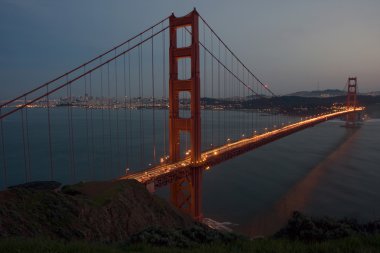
[{"left": 1, "top": 0, "right": 379, "bottom": 98}]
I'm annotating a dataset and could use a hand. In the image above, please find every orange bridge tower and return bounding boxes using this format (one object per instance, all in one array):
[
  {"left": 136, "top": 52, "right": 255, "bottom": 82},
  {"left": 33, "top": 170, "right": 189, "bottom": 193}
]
[
  {"left": 168, "top": 9, "right": 202, "bottom": 220},
  {"left": 346, "top": 77, "right": 359, "bottom": 127}
]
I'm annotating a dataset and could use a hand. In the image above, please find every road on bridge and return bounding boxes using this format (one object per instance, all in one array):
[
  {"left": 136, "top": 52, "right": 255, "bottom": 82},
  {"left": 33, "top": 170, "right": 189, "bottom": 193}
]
[{"left": 120, "top": 108, "right": 363, "bottom": 189}]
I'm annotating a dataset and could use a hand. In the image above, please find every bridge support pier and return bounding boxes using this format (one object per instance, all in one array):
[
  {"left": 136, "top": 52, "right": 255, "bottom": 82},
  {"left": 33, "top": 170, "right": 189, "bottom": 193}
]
[
  {"left": 146, "top": 182, "right": 155, "bottom": 193},
  {"left": 168, "top": 9, "right": 202, "bottom": 220}
]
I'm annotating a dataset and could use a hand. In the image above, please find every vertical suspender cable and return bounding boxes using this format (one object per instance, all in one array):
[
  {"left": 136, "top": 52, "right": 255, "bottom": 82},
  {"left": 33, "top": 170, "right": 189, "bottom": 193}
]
[
  {"left": 250, "top": 75, "right": 253, "bottom": 133},
  {"left": 123, "top": 54, "right": 129, "bottom": 171},
  {"left": 239, "top": 64, "right": 242, "bottom": 136},
  {"left": 162, "top": 26, "right": 167, "bottom": 158},
  {"left": 69, "top": 75, "right": 76, "bottom": 181},
  {"left": 107, "top": 63, "right": 113, "bottom": 174},
  {"left": 89, "top": 72, "right": 95, "bottom": 179},
  {"left": 46, "top": 84, "right": 54, "bottom": 180},
  {"left": 66, "top": 75, "right": 73, "bottom": 180},
  {"left": 138, "top": 41, "right": 143, "bottom": 167},
  {"left": 128, "top": 43, "right": 132, "bottom": 167},
  {"left": 24, "top": 97, "right": 31, "bottom": 181},
  {"left": 66, "top": 75, "right": 73, "bottom": 179},
  {"left": 114, "top": 49, "right": 121, "bottom": 174},
  {"left": 69, "top": 77, "right": 75, "bottom": 180},
  {"left": 151, "top": 29, "right": 156, "bottom": 162},
  {"left": 246, "top": 70, "right": 249, "bottom": 135},
  {"left": 0, "top": 108, "right": 6, "bottom": 188},
  {"left": 241, "top": 67, "right": 244, "bottom": 135},
  {"left": 242, "top": 67, "right": 245, "bottom": 136},
  {"left": 230, "top": 53, "right": 233, "bottom": 140},
  {"left": 217, "top": 39, "right": 221, "bottom": 146},
  {"left": 223, "top": 47, "right": 227, "bottom": 142},
  {"left": 232, "top": 57, "right": 236, "bottom": 139},
  {"left": 100, "top": 59, "right": 106, "bottom": 176},
  {"left": 245, "top": 69, "right": 248, "bottom": 135},
  {"left": 84, "top": 66, "right": 90, "bottom": 177},
  {"left": 210, "top": 32, "right": 214, "bottom": 147},
  {"left": 20, "top": 108, "right": 28, "bottom": 182},
  {"left": 256, "top": 81, "right": 258, "bottom": 133},
  {"left": 107, "top": 62, "right": 113, "bottom": 172},
  {"left": 141, "top": 38, "right": 145, "bottom": 166},
  {"left": 238, "top": 63, "right": 241, "bottom": 137}
]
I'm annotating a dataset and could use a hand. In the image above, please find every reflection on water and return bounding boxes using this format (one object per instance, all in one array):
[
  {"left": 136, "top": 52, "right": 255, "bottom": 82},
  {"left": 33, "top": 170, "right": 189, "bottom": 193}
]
[
  {"left": 202, "top": 118, "right": 380, "bottom": 237},
  {"left": 244, "top": 127, "right": 359, "bottom": 236}
]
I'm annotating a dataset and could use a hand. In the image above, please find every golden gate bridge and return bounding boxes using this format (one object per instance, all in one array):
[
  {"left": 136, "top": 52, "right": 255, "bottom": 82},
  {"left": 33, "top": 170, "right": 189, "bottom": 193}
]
[{"left": 0, "top": 9, "right": 362, "bottom": 220}]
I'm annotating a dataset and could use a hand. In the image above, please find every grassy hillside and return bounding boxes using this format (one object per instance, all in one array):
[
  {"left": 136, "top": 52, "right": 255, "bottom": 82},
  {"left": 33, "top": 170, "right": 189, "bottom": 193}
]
[
  {"left": 0, "top": 180, "right": 196, "bottom": 242},
  {"left": 2, "top": 181, "right": 380, "bottom": 252}
]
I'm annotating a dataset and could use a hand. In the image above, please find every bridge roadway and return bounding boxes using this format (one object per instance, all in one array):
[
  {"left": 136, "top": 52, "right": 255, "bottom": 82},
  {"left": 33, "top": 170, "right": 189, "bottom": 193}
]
[{"left": 119, "top": 108, "right": 363, "bottom": 189}]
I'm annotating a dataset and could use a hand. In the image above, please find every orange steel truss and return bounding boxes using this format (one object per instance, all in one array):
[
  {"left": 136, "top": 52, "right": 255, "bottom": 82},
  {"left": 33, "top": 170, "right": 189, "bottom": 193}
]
[
  {"left": 346, "top": 77, "right": 358, "bottom": 127},
  {"left": 168, "top": 9, "right": 202, "bottom": 220}
]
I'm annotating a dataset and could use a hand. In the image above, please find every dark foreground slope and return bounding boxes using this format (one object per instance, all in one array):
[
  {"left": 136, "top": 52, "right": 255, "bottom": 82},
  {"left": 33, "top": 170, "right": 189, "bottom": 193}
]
[
  {"left": 1, "top": 181, "right": 380, "bottom": 252},
  {"left": 1, "top": 234, "right": 380, "bottom": 253},
  {"left": 0, "top": 180, "right": 197, "bottom": 242}
]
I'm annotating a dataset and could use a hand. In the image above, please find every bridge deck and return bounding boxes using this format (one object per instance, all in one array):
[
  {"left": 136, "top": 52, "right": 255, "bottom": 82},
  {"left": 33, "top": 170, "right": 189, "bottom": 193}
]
[{"left": 119, "top": 108, "right": 363, "bottom": 188}]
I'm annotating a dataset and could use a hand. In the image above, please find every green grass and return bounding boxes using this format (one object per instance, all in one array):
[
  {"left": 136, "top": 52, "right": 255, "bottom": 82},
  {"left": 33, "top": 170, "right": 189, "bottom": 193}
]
[{"left": 1, "top": 236, "right": 380, "bottom": 253}]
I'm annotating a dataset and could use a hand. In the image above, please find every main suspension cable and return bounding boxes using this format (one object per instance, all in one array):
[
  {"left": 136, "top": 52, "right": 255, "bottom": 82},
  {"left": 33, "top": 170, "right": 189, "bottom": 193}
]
[{"left": 198, "top": 14, "right": 276, "bottom": 97}]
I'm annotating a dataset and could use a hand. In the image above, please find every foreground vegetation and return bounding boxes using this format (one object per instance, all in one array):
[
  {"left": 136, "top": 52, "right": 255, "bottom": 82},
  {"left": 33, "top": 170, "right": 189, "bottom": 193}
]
[
  {"left": 2, "top": 182, "right": 380, "bottom": 252},
  {"left": 1, "top": 236, "right": 380, "bottom": 253}
]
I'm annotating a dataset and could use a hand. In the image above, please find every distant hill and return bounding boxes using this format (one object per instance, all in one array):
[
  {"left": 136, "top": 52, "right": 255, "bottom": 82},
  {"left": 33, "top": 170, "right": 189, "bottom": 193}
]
[
  {"left": 286, "top": 89, "right": 380, "bottom": 98},
  {"left": 365, "top": 91, "right": 380, "bottom": 96},
  {"left": 285, "top": 89, "right": 345, "bottom": 98}
]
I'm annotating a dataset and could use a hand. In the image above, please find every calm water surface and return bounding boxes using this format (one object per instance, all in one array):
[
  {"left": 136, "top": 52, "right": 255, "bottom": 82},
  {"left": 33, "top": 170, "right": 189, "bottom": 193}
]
[{"left": 1, "top": 107, "right": 379, "bottom": 236}]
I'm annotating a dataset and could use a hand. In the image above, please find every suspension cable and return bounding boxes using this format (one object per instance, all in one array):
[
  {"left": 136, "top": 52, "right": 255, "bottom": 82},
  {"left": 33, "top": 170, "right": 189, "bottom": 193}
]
[
  {"left": 198, "top": 15, "right": 276, "bottom": 97},
  {"left": 0, "top": 26, "right": 169, "bottom": 121},
  {"left": 0, "top": 16, "right": 170, "bottom": 110}
]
